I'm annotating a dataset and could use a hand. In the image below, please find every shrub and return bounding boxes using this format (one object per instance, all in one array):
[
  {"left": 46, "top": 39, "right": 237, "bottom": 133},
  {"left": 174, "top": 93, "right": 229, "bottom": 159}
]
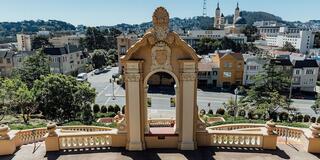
[
  {"left": 248, "top": 111, "right": 254, "bottom": 119},
  {"left": 93, "top": 104, "right": 100, "bottom": 113},
  {"left": 238, "top": 110, "right": 246, "bottom": 117},
  {"left": 82, "top": 104, "right": 93, "bottom": 125},
  {"left": 114, "top": 104, "right": 121, "bottom": 113},
  {"left": 270, "top": 112, "right": 278, "bottom": 122},
  {"left": 311, "top": 117, "right": 317, "bottom": 123},
  {"left": 304, "top": 115, "right": 311, "bottom": 122},
  {"left": 122, "top": 105, "right": 125, "bottom": 114},
  {"left": 279, "top": 112, "right": 289, "bottom": 121},
  {"left": 296, "top": 114, "right": 304, "bottom": 122},
  {"left": 107, "top": 105, "right": 115, "bottom": 113},
  {"left": 208, "top": 109, "right": 214, "bottom": 115},
  {"left": 216, "top": 108, "right": 225, "bottom": 115},
  {"left": 227, "top": 110, "right": 235, "bottom": 116},
  {"left": 95, "top": 112, "right": 116, "bottom": 118},
  {"left": 101, "top": 105, "right": 107, "bottom": 113},
  {"left": 199, "top": 109, "right": 206, "bottom": 116},
  {"left": 289, "top": 114, "right": 296, "bottom": 122}
]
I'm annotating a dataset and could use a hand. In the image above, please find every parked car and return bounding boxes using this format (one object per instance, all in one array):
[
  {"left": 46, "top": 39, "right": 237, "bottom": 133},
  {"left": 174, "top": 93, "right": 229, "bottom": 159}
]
[
  {"left": 76, "top": 73, "right": 88, "bottom": 82},
  {"left": 94, "top": 68, "right": 104, "bottom": 75}
]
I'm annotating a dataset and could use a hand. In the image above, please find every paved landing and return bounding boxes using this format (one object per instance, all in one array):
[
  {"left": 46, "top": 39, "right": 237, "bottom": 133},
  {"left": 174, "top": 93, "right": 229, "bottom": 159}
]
[{"left": 1, "top": 142, "right": 320, "bottom": 160}]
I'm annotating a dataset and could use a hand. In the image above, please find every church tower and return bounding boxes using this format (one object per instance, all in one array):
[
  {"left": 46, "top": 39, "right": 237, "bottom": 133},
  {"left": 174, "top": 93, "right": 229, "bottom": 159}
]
[
  {"left": 233, "top": 2, "right": 240, "bottom": 25},
  {"left": 214, "top": 2, "right": 221, "bottom": 29}
]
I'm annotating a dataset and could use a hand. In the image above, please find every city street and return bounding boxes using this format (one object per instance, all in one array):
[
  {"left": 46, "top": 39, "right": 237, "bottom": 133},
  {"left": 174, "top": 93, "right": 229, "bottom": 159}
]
[{"left": 88, "top": 67, "right": 319, "bottom": 118}]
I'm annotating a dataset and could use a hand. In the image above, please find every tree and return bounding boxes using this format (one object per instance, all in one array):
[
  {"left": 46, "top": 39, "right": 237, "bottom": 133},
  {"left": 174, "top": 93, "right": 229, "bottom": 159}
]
[
  {"left": 33, "top": 74, "right": 96, "bottom": 122},
  {"left": 241, "top": 60, "right": 291, "bottom": 117},
  {"left": 106, "top": 49, "right": 118, "bottom": 66},
  {"left": 281, "top": 42, "right": 296, "bottom": 52},
  {"left": 32, "top": 36, "right": 52, "bottom": 50},
  {"left": 15, "top": 50, "right": 50, "bottom": 88},
  {"left": 91, "top": 49, "right": 107, "bottom": 69},
  {"left": 241, "top": 25, "right": 258, "bottom": 42},
  {"left": 15, "top": 83, "right": 37, "bottom": 124},
  {"left": 93, "top": 104, "right": 100, "bottom": 113},
  {"left": 82, "top": 104, "right": 94, "bottom": 125}
]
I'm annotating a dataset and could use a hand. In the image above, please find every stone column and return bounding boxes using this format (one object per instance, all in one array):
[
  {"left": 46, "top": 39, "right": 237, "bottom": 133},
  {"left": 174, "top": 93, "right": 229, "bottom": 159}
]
[
  {"left": 174, "top": 84, "right": 180, "bottom": 134},
  {"left": 126, "top": 73, "right": 143, "bottom": 151},
  {"left": 263, "top": 121, "right": 277, "bottom": 150},
  {"left": 45, "top": 123, "right": 59, "bottom": 152},
  {"left": 179, "top": 72, "right": 196, "bottom": 150},
  {"left": 307, "top": 123, "right": 320, "bottom": 153},
  {"left": 144, "top": 85, "right": 150, "bottom": 134},
  {"left": 0, "top": 125, "right": 16, "bottom": 155}
]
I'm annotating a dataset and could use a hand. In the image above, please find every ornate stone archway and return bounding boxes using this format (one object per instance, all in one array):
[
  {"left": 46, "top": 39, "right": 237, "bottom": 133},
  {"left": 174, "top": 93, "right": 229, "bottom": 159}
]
[{"left": 121, "top": 7, "right": 200, "bottom": 151}]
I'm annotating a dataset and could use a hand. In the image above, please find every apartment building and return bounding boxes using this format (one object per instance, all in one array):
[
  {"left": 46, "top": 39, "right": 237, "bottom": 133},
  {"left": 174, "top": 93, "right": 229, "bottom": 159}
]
[
  {"left": 292, "top": 60, "right": 319, "bottom": 92},
  {"left": 0, "top": 50, "right": 14, "bottom": 76},
  {"left": 242, "top": 54, "right": 267, "bottom": 85},
  {"left": 116, "top": 33, "right": 139, "bottom": 73},
  {"left": 16, "top": 34, "right": 32, "bottom": 51}
]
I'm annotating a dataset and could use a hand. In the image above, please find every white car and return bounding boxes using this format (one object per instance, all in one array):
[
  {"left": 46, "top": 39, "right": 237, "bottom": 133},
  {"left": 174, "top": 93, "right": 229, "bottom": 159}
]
[{"left": 76, "top": 73, "right": 88, "bottom": 82}]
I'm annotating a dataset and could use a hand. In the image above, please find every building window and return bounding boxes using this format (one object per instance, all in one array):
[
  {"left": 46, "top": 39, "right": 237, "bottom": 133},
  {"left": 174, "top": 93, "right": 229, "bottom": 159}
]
[
  {"left": 224, "top": 62, "right": 232, "bottom": 68},
  {"left": 6, "top": 58, "right": 11, "bottom": 64},
  {"left": 223, "top": 72, "right": 232, "bottom": 78},
  {"left": 295, "top": 70, "right": 300, "bottom": 75},
  {"left": 306, "top": 69, "right": 314, "bottom": 75}
]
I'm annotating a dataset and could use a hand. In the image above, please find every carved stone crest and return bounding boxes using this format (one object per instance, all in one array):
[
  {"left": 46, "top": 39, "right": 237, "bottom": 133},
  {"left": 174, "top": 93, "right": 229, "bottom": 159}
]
[
  {"left": 152, "top": 7, "right": 169, "bottom": 41},
  {"left": 151, "top": 42, "right": 172, "bottom": 71}
]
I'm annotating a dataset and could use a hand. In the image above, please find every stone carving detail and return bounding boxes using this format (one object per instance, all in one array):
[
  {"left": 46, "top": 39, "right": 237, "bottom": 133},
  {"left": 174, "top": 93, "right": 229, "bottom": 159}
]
[
  {"left": 151, "top": 42, "right": 172, "bottom": 71},
  {"left": 181, "top": 73, "right": 196, "bottom": 81},
  {"left": 152, "top": 7, "right": 169, "bottom": 41},
  {"left": 125, "top": 74, "right": 141, "bottom": 82}
]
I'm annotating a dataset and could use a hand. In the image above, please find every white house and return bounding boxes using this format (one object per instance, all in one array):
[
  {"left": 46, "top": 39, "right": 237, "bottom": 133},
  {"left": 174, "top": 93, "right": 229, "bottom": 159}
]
[
  {"left": 292, "top": 59, "right": 319, "bottom": 92},
  {"left": 242, "top": 53, "right": 267, "bottom": 85}
]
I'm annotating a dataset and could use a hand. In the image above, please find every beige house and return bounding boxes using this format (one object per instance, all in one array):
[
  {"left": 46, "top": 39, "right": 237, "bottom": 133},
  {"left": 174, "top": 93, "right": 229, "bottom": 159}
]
[
  {"left": 116, "top": 33, "right": 139, "bottom": 73},
  {"left": 16, "top": 34, "right": 32, "bottom": 51},
  {"left": 0, "top": 50, "right": 14, "bottom": 77}
]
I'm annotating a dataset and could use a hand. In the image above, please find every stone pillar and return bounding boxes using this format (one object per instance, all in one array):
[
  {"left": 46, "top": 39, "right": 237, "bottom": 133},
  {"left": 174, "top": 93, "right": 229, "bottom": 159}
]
[
  {"left": 0, "top": 125, "right": 16, "bottom": 155},
  {"left": 45, "top": 123, "right": 59, "bottom": 152},
  {"left": 263, "top": 121, "right": 277, "bottom": 150},
  {"left": 144, "top": 85, "right": 150, "bottom": 134},
  {"left": 307, "top": 123, "right": 320, "bottom": 153},
  {"left": 126, "top": 73, "right": 143, "bottom": 151},
  {"left": 174, "top": 84, "right": 180, "bottom": 134},
  {"left": 179, "top": 72, "right": 196, "bottom": 150}
]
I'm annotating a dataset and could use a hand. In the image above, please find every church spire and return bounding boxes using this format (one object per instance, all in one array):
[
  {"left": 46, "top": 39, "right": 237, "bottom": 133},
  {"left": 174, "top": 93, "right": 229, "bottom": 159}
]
[
  {"left": 217, "top": 2, "right": 220, "bottom": 10},
  {"left": 236, "top": 2, "right": 239, "bottom": 10}
]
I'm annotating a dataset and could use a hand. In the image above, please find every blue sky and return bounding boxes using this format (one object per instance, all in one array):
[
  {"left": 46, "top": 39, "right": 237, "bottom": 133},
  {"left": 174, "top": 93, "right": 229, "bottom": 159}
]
[{"left": 0, "top": 0, "right": 319, "bottom": 26}]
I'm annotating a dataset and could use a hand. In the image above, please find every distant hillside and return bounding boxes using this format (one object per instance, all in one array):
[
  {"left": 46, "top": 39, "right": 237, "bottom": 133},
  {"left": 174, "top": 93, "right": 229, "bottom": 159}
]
[
  {"left": 224, "top": 11, "right": 284, "bottom": 25},
  {"left": 0, "top": 20, "right": 76, "bottom": 37}
]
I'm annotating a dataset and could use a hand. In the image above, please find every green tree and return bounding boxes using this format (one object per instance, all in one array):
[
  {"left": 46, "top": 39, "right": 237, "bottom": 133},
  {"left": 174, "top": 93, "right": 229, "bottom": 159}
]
[
  {"left": 32, "top": 36, "right": 52, "bottom": 50},
  {"left": 241, "top": 60, "right": 291, "bottom": 117},
  {"left": 91, "top": 49, "right": 107, "bottom": 69},
  {"left": 33, "top": 74, "right": 96, "bottom": 122},
  {"left": 15, "top": 50, "right": 50, "bottom": 88},
  {"left": 106, "top": 49, "right": 118, "bottom": 66},
  {"left": 15, "top": 83, "right": 37, "bottom": 124},
  {"left": 241, "top": 25, "right": 258, "bottom": 42},
  {"left": 281, "top": 42, "right": 297, "bottom": 52},
  {"left": 82, "top": 104, "right": 94, "bottom": 125}
]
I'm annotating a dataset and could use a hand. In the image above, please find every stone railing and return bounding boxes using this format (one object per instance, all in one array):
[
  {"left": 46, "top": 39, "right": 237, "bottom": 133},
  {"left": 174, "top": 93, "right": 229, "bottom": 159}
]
[
  {"left": 207, "top": 123, "right": 265, "bottom": 131},
  {"left": 148, "top": 119, "right": 175, "bottom": 128},
  {"left": 59, "top": 132, "right": 112, "bottom": 150},
  {"left": 58, "top": 126, "right": 113, "bottom": 133},
  {"left": 15, "top": 128, "right": 47, "bottom": 145},
  {"left": 273, "top": 125, "right": 304, "bottom": 141},
  {"left": 210, "top": 130, "right": 264, "bottom": 148}
]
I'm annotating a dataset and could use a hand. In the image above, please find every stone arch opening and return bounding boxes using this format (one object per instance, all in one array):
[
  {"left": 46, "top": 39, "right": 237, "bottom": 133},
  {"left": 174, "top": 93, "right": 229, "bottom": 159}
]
[{"left": 144, "top": 70, "right": 179, "bottom": 135}]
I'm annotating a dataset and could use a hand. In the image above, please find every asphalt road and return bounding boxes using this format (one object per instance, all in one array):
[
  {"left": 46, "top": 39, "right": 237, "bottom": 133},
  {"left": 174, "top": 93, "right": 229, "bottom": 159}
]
[{"left": 88, "top": 67, "right": 319, "bottom": 118}]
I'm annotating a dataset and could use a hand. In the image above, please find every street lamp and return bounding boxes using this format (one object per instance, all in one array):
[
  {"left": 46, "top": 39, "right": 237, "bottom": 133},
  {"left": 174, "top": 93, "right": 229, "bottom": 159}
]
[
  {"left": 110, "top": 74, "right": 118, "bottom": 100},
  {"left": 234, "top": 87, "right": 239, "bottom": 117}
]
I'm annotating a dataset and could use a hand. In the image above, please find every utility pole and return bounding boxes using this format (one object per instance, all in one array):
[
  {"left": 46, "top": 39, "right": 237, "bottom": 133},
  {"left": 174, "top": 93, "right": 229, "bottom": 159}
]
[{"left": 202, "top": 0, "right": 207, "bottom": 16}]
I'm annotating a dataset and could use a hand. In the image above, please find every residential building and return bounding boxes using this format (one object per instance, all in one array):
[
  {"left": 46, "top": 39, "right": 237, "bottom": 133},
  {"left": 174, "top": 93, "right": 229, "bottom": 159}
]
[
  {"left": 44, "top": 45, "right": 88, "bottom": 74},
  {"left": 37, "top": 31, "right": 50, "bottom": 37},
  {"left": 242, "top": 54, "right": 267, "bottom": 85},
  {"left": 116, "top": 33, "right": 139, "bottom": 73},
  {"left": 253, "top": 21, "right": 281, "bottom": 27},
  {"left": 211, "top": 50, "right": 244, "bottom": 89},
  {"left": 0, "top": 50, "right": 14, "bottom": 76},
  {"left": 226, "top": 34, "right": 247, "bottom": 44},
  {"left": 16, "top": 34, "right": 32, "bottom": 51},
  {"left": 12, "top": 51, "right": 35, "bottom": 69},
  {"left": 270, "top": 50, "right": 306, "bottom": 62},
  {"left": 270, "top": 58, "right": 293, "bottom": 75},
  {"left": 49, "top": 34, "right": 86, "bottom": 48},
  {"left": 181, "top": 30, "right": 225, "bottom": 48},
  {"left": 197, "top": 56, "right": 219, "bottom": 88},
  {"left": 292, "top": 59, "right": 319, "bottom": 92}
]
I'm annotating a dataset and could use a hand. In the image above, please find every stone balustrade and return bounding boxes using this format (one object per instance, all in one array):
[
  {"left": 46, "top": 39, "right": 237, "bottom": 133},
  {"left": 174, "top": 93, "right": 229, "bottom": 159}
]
[
  {"left": 59, "top": 132, "right": 112, "bottom": 150},
  {"left": 15, "top": 128, "right": 47, "bottom": 145},
  {"left": 210, "top": 131, "right": 263, "bottom": 148},
  {"left": 273, "top": 125, "right": 304, "bottom": 141},
  {"left": 59, "top": 126, "right": 113, "bottom": 133},
  {"left": 148, "top": 119, "right": 175, "bottom": 128},
  {"left": 207, "top": 123, "right": 265, "bottom": 131}
]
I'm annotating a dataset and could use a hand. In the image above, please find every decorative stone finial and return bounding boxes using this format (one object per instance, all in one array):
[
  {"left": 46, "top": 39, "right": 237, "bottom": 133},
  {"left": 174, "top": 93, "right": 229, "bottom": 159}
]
[
  {"left": 47, "top": 123, "right": 57, "bottom": 136},
  {"left": 0, "top": 124, "right": 10, "bottom": 140},
  {"left": 266, "top": 120, "right": 276, "bottom": 135},
  {"left": 310, "top": 123, "right": 320, "bottom": 138},
  {"left": 152, "top": 7, "right": 169, "bottom": 41}
]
